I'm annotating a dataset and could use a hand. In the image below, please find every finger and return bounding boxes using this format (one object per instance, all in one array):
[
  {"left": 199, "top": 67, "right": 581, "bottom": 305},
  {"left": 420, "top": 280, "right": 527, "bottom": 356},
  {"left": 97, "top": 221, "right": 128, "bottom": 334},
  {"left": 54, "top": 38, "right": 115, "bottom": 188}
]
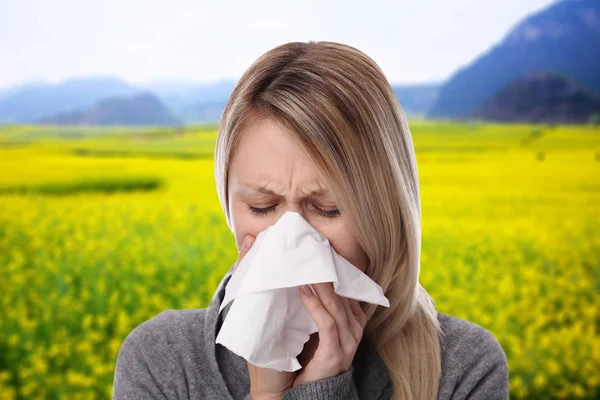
[
  {"left": 340, "top": 295, "right": 363, "bottom": 344},
  {"left": 299, "top": 284, "right": 341, "bottom": 357},
  {"left": 349, "top": 299, "right": 368, "bottom": 329},
  {"left": 234, "top": 235, "right": 255, "bottom": 274},
  {"left": 311, "top": 282, "right": 355, "bottom": 353}
]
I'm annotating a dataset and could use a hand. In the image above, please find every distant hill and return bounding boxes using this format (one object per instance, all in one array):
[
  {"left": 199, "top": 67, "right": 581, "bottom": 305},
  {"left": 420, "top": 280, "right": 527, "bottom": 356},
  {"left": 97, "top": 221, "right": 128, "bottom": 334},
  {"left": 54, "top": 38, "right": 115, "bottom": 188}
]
[
  {"left": 145, "top": 79, "right": 236, "bottom": 104},
  {"left": 428, "top": 0, "right": 600, "bottom": 119},
  {"left": 146, "top": 80, "right": 442, "bottom": 122},
  {"left": 0, "top": 76, "right": 141, "bottom": 123},
  {"left": 38, "top": 92, "right": 180, "bottom": 126},
  {"left": 149, "top": 80, "right": 441, "bottom": 121},
  {"left": 391, "top": 83, "right": 441, "bottom": 117},
  {"left": 144, "top": 80, "right": 236, "bottom": 123},
  {"left": 0, "top": 84, "right": 22, "bottom": 101},
  {"left": 472, "top": 72, "right": 600, "bottom": 123}
]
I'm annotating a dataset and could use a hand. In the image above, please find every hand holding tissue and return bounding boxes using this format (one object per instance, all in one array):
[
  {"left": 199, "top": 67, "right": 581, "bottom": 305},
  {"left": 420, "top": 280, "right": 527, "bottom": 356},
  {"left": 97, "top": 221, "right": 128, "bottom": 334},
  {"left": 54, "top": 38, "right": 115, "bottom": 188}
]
[{"left": 215, "top": 211, "right": 390, "bottom": 372}]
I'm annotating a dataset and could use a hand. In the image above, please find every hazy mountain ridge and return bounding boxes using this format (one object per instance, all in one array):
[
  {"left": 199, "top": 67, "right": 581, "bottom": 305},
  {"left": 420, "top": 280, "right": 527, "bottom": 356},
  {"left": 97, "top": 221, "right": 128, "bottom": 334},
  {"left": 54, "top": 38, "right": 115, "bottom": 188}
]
[
  {"left": 2, "top": 0, "right": 598, "bottom": 125},
  {"left": 38, "top": 92, "right": 181, "bottom": 126},
  {"left": 144, "top": 80, "right": 236, "bottom": 123},
  {"left": 0, "top": 78, "right": 440, "bottom": 124},
  {"left": 0, "top": 76, "right": 140, "bottom": 123},
  {"left": 428, "top": 0, "right": 600, "bottom": 118},
  {"left": 392, "top": 83, "right": 441, "bottom": 117}
]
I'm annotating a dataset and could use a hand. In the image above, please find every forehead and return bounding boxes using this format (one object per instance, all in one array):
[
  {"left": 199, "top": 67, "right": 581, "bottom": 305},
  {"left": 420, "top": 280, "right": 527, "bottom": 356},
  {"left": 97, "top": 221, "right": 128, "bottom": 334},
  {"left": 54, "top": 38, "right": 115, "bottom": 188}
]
[{"left": 229, "top": 118, "right": 330, "bottom": 195}]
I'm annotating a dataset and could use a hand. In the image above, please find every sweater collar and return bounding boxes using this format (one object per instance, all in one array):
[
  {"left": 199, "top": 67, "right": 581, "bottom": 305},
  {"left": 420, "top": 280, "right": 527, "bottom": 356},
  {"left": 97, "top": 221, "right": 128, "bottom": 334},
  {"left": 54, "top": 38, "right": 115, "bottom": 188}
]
[{"left": 205, "top": 263, "right": 391, "bottom": 399}]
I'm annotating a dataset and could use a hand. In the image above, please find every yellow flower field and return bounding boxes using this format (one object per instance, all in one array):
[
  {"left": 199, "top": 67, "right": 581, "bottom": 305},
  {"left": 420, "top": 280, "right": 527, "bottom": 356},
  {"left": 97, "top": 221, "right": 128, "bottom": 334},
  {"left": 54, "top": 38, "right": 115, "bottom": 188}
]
[{"left": 0, "top": 121, "right": 598, "bottom": 399}]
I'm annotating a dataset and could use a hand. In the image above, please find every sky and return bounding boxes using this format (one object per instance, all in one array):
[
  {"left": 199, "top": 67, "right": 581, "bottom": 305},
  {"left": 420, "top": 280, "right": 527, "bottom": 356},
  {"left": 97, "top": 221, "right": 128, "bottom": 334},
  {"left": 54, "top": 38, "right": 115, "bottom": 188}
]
[{"left": 0, "top": 0, "right": 558, "bottom": 89}]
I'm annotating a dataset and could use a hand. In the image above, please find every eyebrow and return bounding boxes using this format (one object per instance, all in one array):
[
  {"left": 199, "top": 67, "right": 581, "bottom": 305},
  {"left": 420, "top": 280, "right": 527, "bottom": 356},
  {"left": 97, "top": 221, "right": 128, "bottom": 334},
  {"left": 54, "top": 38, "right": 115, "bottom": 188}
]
[{"left": 241, "top": 183, "right": 331, "bottom": 198}]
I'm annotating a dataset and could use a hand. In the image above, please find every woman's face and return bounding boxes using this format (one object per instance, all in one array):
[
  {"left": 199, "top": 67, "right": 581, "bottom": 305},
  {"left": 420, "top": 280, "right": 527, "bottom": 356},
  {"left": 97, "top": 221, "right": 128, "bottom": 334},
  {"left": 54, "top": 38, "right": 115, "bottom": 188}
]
[{"left": 228, "top": 117, "right": 369, "bottom": 273}]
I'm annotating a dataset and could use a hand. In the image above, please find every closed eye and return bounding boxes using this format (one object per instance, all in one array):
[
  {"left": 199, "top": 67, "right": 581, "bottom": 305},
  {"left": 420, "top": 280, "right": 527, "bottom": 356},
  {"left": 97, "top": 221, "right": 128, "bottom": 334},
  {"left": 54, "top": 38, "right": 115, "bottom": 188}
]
[{"left": 248, "top": 205, "right": 340, "bottom": 218}]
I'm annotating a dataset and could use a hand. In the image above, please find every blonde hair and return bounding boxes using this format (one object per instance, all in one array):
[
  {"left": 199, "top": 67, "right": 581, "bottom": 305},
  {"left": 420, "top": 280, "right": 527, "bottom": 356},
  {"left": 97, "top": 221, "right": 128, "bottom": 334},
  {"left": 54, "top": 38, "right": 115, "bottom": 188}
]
[{"left": 214, "top": 41, "right": 442, "bottom": 400}]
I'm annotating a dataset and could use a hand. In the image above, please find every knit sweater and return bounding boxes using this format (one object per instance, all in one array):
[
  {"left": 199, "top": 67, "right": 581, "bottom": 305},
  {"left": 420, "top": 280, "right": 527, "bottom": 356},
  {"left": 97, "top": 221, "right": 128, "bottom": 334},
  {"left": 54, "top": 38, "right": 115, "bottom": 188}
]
[{"left": 112, "top": 264, "right": 509, "bottom": 399}]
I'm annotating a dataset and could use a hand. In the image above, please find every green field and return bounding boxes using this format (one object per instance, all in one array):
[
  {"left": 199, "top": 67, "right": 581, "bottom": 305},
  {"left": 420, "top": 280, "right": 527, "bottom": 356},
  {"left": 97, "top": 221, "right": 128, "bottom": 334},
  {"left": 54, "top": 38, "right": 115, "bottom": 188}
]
[{"left": 0, "top": 121, "right": 598, "bottom": 399}]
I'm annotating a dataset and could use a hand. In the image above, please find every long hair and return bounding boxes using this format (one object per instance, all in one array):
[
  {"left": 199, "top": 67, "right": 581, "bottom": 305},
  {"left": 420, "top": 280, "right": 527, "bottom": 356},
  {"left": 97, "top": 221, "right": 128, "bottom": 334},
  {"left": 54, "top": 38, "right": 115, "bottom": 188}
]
[{"left": 214, "top": 41, "right": 442, "bottom": 400}]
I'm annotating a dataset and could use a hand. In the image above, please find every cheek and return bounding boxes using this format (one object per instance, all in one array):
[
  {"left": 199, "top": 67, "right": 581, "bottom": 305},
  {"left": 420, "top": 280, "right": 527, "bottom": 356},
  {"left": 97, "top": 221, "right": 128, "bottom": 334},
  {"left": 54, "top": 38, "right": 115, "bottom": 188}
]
[
  {"left": 329, "top": 237, "right": 368, "bottom": 272},
  {"left": 321, "top": 224, "right": 369, "bottom": 273}
]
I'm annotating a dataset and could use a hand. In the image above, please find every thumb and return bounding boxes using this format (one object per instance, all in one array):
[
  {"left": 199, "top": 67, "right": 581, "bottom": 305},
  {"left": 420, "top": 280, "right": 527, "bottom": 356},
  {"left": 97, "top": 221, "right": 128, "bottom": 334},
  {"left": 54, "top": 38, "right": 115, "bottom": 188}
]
[
  {"left": 234, "top": 235, "right": 255, "bottom": 273},
  {"left": 240, "top": 234, "right": 255, "bottom": 256}
]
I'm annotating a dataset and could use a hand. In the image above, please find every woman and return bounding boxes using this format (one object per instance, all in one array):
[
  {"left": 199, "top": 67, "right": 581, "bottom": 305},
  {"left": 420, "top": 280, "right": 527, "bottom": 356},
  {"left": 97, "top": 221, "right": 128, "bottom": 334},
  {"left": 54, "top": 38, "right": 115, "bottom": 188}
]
[{"left": 113, "top": 41, "right": 509, "bottom": 400}]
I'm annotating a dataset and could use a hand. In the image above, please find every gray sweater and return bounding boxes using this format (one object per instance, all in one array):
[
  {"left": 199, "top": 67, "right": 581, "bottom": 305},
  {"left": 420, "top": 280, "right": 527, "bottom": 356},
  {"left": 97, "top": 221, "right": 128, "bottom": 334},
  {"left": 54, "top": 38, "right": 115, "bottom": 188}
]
[{"left": 113, "top": 264, "right": 509, "bottom": 399}]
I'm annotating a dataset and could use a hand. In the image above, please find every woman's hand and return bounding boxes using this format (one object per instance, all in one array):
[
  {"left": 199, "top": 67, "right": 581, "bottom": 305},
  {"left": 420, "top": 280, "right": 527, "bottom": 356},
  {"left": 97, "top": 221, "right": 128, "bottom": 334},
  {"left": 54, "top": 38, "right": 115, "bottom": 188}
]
[
  {"left": 292, "top": 282, "right": 368, "bottom": 388},
  {"left": 232, "top": 233, "right": 368, "bottom": 396},
  {"left": 233, "top": 235, "right": 296, "bottom": 400}
]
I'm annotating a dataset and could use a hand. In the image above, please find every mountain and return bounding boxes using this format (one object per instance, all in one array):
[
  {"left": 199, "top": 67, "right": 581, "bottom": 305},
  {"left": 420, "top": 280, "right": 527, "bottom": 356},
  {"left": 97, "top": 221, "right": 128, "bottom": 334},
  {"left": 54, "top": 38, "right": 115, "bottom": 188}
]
[
  {"left": 38, "top": 92, "right": 180, "bottom": 126},
  {"left": 391, "top": 83, "right": 441, "bottom": 117},
  {"left": 428, "top": 0, "right": 600, "bottom": 119},
  {"left": 0, "top": 84, "right": 25, "bottom": 101},
  {"left": 143, "top": 79, "right": 236, "bottom": 123},
  {"left": 0, "top": 76, "right": 141, "bottom": 123},
  {"left": 145, "top": 79, "right": 236, "bottom": 104},
  {"left": 148, "top": 80, "right": 441, "bottom": 121},
  {"left": 472, "top": 72, "right": 600, "bottom": 123}
]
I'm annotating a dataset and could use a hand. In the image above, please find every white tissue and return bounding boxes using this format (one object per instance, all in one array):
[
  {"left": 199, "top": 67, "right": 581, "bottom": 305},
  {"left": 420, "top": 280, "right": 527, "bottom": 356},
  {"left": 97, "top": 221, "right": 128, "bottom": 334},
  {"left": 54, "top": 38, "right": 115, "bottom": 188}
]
[{"left": 215, "top": 210, "right": 390, "bottom": 372}]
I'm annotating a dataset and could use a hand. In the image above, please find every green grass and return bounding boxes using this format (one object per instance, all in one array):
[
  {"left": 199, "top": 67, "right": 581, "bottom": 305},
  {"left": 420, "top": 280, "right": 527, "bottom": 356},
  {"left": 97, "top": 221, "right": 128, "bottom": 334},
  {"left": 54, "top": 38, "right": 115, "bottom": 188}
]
[{"left": 0, "top": 176, "right": 164, "bottom": 196}]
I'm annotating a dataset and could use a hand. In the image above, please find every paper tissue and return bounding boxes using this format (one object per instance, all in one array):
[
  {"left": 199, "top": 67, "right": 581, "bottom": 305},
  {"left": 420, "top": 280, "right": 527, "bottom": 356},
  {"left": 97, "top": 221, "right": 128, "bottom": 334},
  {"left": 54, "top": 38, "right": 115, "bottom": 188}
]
[{"left": 215, "top": 210, "right": 390, "bottom": 372}]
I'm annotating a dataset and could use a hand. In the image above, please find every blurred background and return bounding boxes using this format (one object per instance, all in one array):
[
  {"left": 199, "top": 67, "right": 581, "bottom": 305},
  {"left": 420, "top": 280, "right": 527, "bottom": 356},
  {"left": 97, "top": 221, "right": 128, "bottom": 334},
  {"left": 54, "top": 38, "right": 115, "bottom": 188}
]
[{"left": 0, "top": 0, "right": 598, "bottom": 399}]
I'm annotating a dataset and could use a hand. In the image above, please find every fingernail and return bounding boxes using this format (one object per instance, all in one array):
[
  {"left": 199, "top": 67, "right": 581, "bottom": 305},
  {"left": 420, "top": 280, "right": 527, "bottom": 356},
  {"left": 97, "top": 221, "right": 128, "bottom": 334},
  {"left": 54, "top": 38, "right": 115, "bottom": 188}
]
[
  {"left": 301, "top": 285, "right": 313, "bottom": 297},
  {"left": 241, "top": 236, "right": 251, "bottom": 252}
]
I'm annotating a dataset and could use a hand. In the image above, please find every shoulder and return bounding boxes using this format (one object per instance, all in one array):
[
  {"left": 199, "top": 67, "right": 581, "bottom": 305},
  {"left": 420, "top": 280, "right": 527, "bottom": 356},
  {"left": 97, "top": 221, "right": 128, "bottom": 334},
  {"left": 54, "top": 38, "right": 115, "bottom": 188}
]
[
  {"left": 436, "top": 312, "right": 509, "bottom": 400},
  {"left": 437, "top": 312, "right": 506, "bottom": 362},
  {"left": 113, "top": 308, "right": 209, "bottom": 398},
  {"left": 120, "top": 308, "right": 207, "bottom": 355}
]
